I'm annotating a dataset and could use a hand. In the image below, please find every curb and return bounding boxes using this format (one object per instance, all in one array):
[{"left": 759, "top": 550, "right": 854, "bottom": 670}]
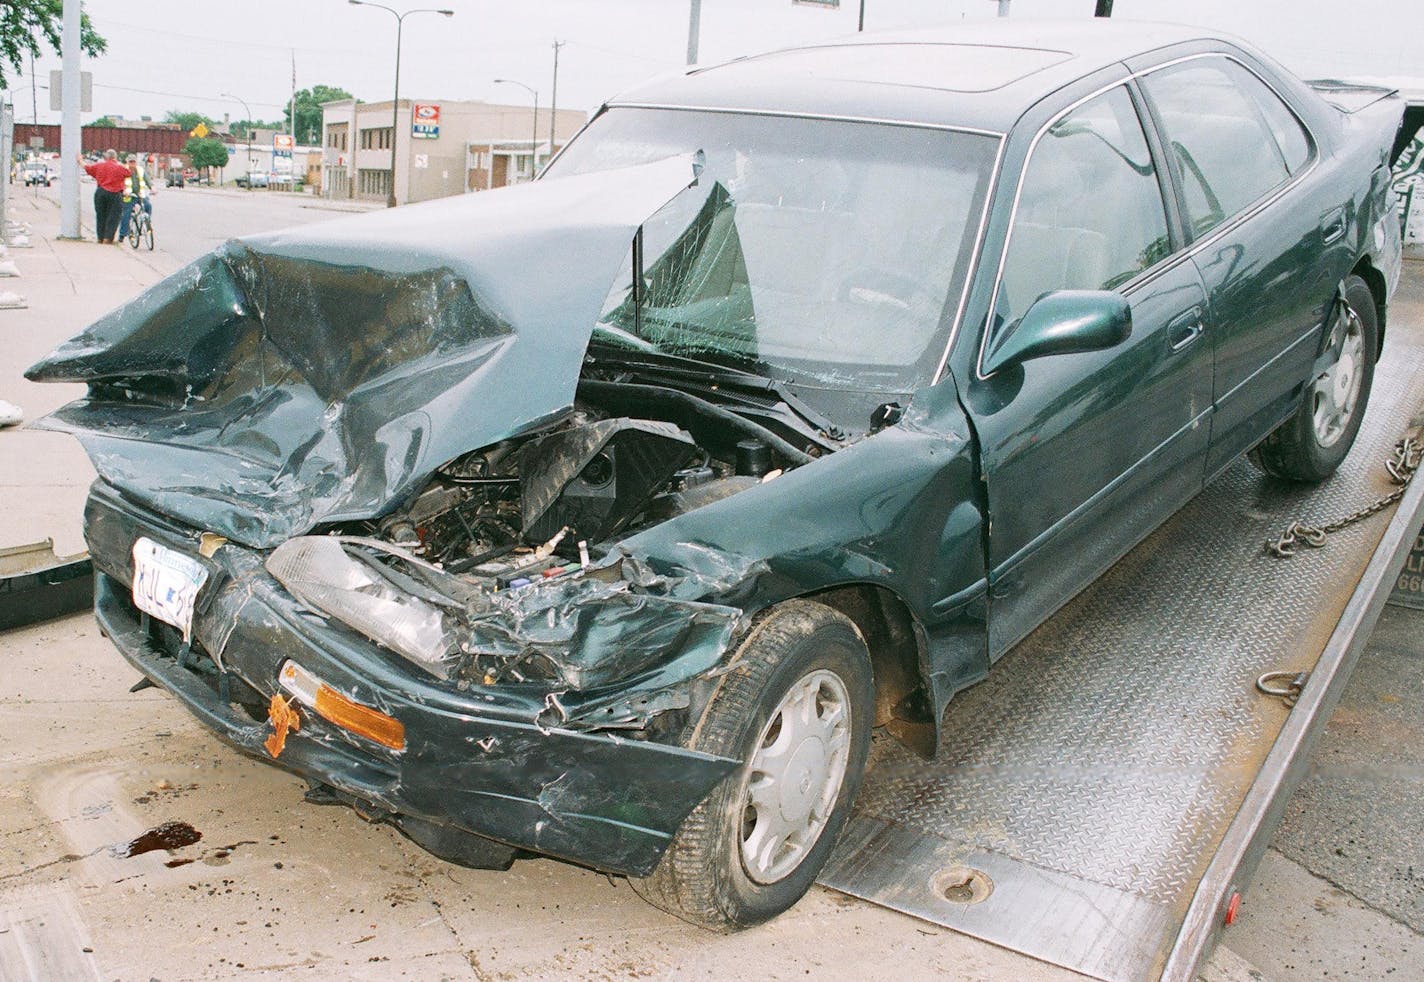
[{"left": 298, "top": 203, "right": 380, "bottom": 214}]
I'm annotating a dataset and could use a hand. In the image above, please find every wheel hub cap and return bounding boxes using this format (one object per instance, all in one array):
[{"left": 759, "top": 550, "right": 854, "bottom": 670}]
[
  {"left": 739, "top": 669, "right": 852, "bottom": 885},
  {"left": 1312, "top": 303, "right": 1365, "bottom": 449}
]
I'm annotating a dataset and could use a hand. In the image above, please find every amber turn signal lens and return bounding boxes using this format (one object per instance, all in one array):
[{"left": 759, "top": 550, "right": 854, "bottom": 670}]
[{"left": 313, "top": 684, "right": 406, "bottom": 751}]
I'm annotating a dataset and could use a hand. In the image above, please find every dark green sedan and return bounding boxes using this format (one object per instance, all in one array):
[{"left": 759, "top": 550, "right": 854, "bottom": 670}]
[{"left": 28, "top": 20, "right": 1404, "bottom": 929}]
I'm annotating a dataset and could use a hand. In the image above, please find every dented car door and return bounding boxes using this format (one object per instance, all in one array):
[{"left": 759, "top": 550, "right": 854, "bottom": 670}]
[{"left": 961, "top": 81, "right": 1214, "bottom": 657}]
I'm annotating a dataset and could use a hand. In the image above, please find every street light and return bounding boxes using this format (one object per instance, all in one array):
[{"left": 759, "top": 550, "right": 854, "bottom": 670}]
[
  {"left": 220, "top": 92, "right": 257, "bottom": 188},
  {"left": 493, "top": 78, "right": 539, "bottom": 182},
  {"left": 349, "top": 1, "right": 454, "bottom": 208}
]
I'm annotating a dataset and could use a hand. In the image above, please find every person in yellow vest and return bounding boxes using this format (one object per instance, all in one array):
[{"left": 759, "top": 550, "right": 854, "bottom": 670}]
[{"left": 118, "top": 154, "right": 154, "bottom": 241}]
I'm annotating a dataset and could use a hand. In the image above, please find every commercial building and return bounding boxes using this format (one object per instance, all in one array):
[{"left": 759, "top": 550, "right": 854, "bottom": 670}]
[{"left": 321, "top": 98, "right": 587, "bottom": 205}]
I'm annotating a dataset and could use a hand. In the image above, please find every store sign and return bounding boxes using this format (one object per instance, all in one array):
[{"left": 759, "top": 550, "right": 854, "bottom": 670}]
[
  {"left": 412, "top": 103, "right": 440, "bottom": 140},
  {"left": 273, "top": 133, "right": 294, "bottom": 159}
]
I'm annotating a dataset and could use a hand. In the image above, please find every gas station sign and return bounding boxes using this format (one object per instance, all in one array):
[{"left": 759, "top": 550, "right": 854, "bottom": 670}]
[{"left": 412, "top": 103, "right": 440, "bottom": 140}]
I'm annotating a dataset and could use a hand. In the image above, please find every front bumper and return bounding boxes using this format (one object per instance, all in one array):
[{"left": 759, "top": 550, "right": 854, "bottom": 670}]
[{"left": 87, "top": 484, "right": 738, "bottom": 876}]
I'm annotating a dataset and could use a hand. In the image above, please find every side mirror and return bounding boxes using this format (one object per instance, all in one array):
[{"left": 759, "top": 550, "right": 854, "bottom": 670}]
[{"left": 983, "top": 290, "right": 1132, "bottom": 376}]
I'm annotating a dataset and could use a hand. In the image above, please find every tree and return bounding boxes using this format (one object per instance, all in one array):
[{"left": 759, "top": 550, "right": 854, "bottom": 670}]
[
  {"left": 229, "top": 118, "right": 283, "bottom": 140},
  {"left": 285, "top": 85, "right": 352, "bottom": 145},
  {"left": 0, "top": 0, "right": 106, "bottom": 91},
  {"left": 184, "top": 136, "right": 228, "bottom": 172},
  {"left": 165, "top": 110, "right": 215, "bottom": 133},
  {"left": 89, "top": 115, "right": 117, "bottom": 128}
]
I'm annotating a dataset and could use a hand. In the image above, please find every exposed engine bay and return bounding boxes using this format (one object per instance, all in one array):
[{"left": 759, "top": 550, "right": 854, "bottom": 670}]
[
  {"left": 264, "top": 371, "right": 838, "bottom": 708},
  {"left": 357, "top": 376, "right": 814, "bottom": 578}
]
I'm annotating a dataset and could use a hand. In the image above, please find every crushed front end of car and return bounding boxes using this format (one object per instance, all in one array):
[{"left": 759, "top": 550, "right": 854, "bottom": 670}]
[
  {"left": 24, "top": 155, "right": 826, "bottom": 874},
  {"left": 80, "top": 479, "right": 748, "bottom": 874}
]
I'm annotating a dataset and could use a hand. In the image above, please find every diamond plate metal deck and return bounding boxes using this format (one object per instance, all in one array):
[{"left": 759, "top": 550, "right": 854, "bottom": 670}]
[{"left": 819, "top": 336, "right": 1424, "bottom": 981}]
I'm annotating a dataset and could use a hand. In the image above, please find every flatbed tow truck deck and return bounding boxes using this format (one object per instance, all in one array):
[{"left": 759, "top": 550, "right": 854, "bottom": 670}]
[{"left": 818, "top": 326, "right": 1424, "bottom": 980}]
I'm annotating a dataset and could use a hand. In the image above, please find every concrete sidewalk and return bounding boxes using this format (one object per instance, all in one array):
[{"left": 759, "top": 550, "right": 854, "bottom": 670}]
[{"left": 0, "top": 193, "right": 168, "bottom": 555}]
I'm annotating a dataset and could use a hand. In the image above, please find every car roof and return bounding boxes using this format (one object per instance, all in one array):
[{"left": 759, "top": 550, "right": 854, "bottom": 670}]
[{"left": 609, "top": 20, "right": 1224, "bottom": 134}]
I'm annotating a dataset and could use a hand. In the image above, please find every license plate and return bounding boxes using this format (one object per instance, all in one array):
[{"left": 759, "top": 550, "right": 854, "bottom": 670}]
[{"left": 132, "top": 537, "right": 209, "bottom": 641}]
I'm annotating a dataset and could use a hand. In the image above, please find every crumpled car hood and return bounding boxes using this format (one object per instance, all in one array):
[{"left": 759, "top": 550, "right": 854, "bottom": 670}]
[{"left": 26, "top": 156, "right": 698, "bottom": 549}]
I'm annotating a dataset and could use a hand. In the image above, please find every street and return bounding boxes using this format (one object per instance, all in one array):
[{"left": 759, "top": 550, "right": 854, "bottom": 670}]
[
  {"left": 20, "top": 180, "right": 377, "bottom": 275},
  {"left": 1, "top": 187, "right": 1421, "bottom": 980}
]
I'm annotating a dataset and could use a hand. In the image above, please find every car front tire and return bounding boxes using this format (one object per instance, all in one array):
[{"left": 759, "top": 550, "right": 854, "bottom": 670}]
[
  {"left": 631, "top": 600, "right": 873, "bottom": 931},
  {"left": 1250, "top": 274, "right": 1378, "bottom": 482}
]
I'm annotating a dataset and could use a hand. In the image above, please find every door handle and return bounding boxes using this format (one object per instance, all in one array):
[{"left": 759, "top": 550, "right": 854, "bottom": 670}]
[
  {"left": 1167, "top": 308, "right": 1204, "bottom": 352},
  {"left": 1320, "top": 206, "right": 1347, "bottom": 244}
]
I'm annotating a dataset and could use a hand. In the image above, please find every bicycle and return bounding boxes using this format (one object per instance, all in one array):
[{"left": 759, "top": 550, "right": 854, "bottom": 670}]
[{"left": 127, "top": 201, "right": 154, "bottom": 251}]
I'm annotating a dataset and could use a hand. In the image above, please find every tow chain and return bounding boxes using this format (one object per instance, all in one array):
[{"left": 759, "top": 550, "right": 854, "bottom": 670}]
[{"left": 1265, "top": 436, "right": 1422, "bottom": 558}]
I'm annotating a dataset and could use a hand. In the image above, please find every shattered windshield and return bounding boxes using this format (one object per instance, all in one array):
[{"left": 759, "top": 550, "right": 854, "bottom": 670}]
[{"left": 547, "top": 108, "right": 998, "bottom": 392}]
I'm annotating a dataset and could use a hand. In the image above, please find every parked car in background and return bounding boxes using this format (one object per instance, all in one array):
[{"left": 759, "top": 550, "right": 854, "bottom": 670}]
[
  {"left": 26, "top": 21, "right": 1406, "bottom": 931},
  {"left": 165, "top": 169, "right": 185, "bottom": 188},
  {"left": 22, "top": 163, "right": 53, "bottom": 187},
  {"left": 236, "top": 170, "right": 270, "bottom": 189}
]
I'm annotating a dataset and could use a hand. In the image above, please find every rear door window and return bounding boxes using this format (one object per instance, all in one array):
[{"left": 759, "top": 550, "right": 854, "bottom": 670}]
[{"left": 1141, "top": 57, "right": 1309, "bottom": 238}]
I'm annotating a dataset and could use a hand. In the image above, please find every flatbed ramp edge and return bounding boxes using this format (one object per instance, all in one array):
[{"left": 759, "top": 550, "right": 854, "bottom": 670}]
[{"left": 818, "top": 335, "right": 1424, "bottom": 981}]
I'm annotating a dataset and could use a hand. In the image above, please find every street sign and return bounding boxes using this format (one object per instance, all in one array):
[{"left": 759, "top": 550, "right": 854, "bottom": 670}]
[
  {"left": 414, "top": 154, "right": 428, "bottom": 169},
  {"left": 412, "top": 103, "right": 440, "bottom": 140},
  {"left": 190, "top": 122, "right": 209, "bottom": 138},
  {"left": 273, "top": 133, "right": 294, "bottom": 158},
  {"left": 48, "top": 71, "right": 92, "bottom": 112}
]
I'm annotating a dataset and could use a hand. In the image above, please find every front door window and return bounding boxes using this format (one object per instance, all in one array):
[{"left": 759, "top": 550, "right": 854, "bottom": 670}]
[{"left": 993, "top": 85, "right": 1172, "bottom": 342}]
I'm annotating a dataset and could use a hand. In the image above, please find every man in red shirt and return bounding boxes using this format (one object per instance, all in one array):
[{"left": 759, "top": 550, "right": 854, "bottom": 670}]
[{"left": 78, "top": 149, "right": 129, "bottom": 243}]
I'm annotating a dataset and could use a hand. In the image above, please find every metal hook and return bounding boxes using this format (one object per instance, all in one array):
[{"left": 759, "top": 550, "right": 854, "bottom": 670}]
[{"left": 1256, "top": 670, "right": 1309, "bottom": 707}]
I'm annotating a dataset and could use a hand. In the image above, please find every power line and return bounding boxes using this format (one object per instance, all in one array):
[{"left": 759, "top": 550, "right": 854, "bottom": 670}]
[
  {"left": 98, "top": 18, "right": 381, "bottom": 58},
  {"left": 562, "top": 39, "right": 683, "bottom": 68},
  {"left": 96, "top": 82, "right": 286, "bottom": 106},
  {"left": 99, "top": 17, "right": 539, "bottom": 60},
  {"left": 10, "top": 73, "right": 287, "bottom": 111}
]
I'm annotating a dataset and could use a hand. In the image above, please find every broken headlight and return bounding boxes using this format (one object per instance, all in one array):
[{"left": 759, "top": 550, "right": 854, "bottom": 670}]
[{"left": 266, "top": 536, "right": 456, "bottom": 672}]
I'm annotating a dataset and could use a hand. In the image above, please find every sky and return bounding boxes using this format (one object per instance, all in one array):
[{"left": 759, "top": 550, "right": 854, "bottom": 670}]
[{"left": 5, "top": 0, "right": 1422, "bottom": 131}]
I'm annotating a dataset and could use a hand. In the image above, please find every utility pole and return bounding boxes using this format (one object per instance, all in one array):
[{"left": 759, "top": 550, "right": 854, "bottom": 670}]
[
  {"left": 1094, "top": 0, "right": 1114, "bottom": 16},
  {"left": 58, "top": 0, "right": 81, "bottom": 239},
  {"left": 0, "top": 100, "right": 12, "bottom": 230},
  {"left": 549, "top": 40, "right": 563, "bottom": 160},
  {"left": 687, "top": 0, "right": 701, "bottom": 66},
  {"left": 858, "top": 0, "right": 865, "bottom": 32},
  {"left": 290, "top": 50, "right": 297, "bottom": 139}
]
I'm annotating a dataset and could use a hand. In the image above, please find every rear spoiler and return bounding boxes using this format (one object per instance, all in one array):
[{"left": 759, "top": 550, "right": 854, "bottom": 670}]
[{"left": 1311, "top": 78, "right": 1423, "bottom": 167}]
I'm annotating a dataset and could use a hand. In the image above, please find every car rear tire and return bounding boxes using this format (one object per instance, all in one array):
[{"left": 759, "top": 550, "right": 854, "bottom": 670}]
[
  {"left": 1249, "top": 275, "right": 1377, "bottom": 483},
  {"left": 631, "top": 600, "right": 873, "bottom": 931}
]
